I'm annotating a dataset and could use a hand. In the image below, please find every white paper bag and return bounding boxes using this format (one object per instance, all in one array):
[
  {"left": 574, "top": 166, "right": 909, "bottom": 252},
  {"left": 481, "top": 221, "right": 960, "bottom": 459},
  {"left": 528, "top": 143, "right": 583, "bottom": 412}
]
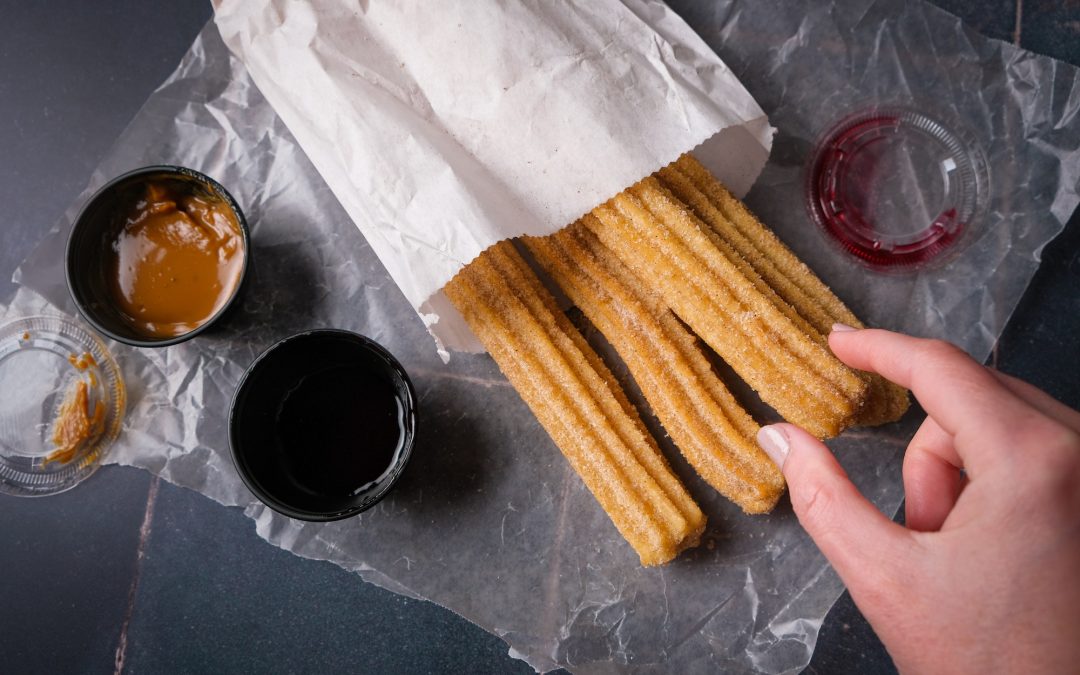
[{"left": 213, "top": 0, "right": 773, "bottom": 356}]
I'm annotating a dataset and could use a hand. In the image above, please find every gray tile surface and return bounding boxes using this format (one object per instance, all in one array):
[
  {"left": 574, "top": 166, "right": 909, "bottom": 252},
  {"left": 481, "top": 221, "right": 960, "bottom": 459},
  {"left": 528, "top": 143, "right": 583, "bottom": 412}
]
[
  {"left": 994, "top": 209, "right": 1080, "bottom": 407},
  {"left": 0, "top": 0, "right": 211, "bottom": 301},
  {"left": 1021, "top": 0, "right": 1080, "bottom": 65},
  {"left": 931, "top": 0, "right": 1018, "bottom": 42},
  {"left": 0, "top": 466, "right": 151, "bottom": 675},
  {"left": 122, "top": 480, "right": 532, "bottom": 675}
]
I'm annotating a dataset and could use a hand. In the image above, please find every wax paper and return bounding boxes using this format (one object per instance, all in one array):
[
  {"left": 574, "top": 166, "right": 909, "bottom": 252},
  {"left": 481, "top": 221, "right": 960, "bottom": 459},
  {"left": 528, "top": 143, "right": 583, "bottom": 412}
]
[{"left": 10, "top": 1, "right": 1080, "bottom": 673}]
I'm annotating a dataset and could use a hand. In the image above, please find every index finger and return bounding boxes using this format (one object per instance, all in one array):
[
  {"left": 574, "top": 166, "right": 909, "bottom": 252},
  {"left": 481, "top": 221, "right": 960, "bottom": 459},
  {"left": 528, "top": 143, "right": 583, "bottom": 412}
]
[{"left": 829, "top": 328, "right": 1039, "bottom": 459}]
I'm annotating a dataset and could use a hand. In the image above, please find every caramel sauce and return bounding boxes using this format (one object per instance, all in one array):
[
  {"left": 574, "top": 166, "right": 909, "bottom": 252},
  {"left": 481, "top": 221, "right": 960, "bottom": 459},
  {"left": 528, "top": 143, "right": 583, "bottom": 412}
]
[
  {"left": 68, "top": 352, "right": 98, "bottom": 370},
  {"left": 45, "top": 378, "right": 104, "bottom": 466},
  {"left": 108, "top": 181, "right": 244, "bottom": 338}
]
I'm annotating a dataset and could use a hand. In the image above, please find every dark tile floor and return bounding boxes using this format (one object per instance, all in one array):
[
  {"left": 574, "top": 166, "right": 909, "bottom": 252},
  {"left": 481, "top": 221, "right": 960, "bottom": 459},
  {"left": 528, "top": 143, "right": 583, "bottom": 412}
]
[
  {"left": 932, "top": 0, "right": 1017, "bottom": 42},
  {"left": 0, "top": 467, "right": 152, "bottom": 673},
  {"left": 0, "top": 1, "right": 211, "bottom": 302},
  {"left": 1020, "top": 0, "right": 1080, "bottom": 66},
  {"left": 121, "top": 479, "right": 530, "bottom": 675},
  {"left": 1, "top": 1, "right": 1077, "bottom": 674}
]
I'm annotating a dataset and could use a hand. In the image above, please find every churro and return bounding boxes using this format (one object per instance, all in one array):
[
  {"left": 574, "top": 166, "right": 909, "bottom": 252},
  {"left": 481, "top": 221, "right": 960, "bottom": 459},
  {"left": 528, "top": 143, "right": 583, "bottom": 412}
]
[
  {"left": 658, "top": 155, "right": 909, "bottom": 426},
  {"left": 525, "top": 224, "right": 784, "bottom": 513},
  {"left": 584, "top": 176, "right": 869, "bottom": 439},
  {"left": 444, "top": 241, "right": 705, "bottom": 565}
]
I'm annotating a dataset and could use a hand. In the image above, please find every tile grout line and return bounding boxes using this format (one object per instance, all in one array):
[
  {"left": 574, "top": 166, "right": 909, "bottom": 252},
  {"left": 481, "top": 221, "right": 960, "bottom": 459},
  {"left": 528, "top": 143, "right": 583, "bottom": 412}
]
[
  {"left": 113, "top": 474, "right": 161, "bottom": 675},
  {"left": 1013, "top": 0, "right": 1024, "bottom": 45}
]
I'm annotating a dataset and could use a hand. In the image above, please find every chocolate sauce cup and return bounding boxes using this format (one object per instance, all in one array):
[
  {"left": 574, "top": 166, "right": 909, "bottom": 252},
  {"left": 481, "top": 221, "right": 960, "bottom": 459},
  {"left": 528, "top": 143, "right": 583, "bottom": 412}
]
[
  {"left": 65, "top": 165, "right": 250, "bottom": 348},
  {"left": 229, "top": 330, "right": 417, "bottom": 522}
]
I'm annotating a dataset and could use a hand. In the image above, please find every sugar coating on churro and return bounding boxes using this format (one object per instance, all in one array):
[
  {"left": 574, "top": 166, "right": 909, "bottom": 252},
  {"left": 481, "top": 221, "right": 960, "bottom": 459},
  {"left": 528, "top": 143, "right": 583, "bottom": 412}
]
[
  {"left": 525, "top": 224, "right": 785, "bottom": 513},
  {"left": 584, "top": 177, "right": 868, "bottom": 439},
  {"left": 661, "top": 155, "right": 909, "bottom": 426},
  {"left": 444, "top": 241, "right": 705, "bottom": 565}
]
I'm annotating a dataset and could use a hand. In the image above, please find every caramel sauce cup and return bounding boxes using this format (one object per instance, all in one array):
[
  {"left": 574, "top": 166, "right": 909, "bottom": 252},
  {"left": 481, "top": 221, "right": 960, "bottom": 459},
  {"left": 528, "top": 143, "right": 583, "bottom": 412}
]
[{"left": 65, "top": 165, "right": 250, "bottom": 347}]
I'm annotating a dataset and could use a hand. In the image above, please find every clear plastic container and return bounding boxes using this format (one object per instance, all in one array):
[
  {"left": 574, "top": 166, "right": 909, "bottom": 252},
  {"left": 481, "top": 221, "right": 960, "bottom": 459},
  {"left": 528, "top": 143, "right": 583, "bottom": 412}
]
[
  {"left": 0, "top": 316, "right": 125, "bottom": 496},
  {"left": 806, "top": 107, "right": 990, "bottom": 271}
]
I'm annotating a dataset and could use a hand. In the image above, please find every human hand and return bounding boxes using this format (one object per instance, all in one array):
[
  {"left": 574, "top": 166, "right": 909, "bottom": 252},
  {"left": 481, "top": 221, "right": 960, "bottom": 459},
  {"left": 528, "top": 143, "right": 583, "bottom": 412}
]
[{"left": 756, "top": 327, "right": 1080, "bottom": 674}]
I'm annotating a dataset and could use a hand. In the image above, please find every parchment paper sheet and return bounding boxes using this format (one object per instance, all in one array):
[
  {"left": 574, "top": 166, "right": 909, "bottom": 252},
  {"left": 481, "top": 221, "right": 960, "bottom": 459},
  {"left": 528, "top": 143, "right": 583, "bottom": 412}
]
[
  {"left": 11, "top": 1, "right": 1080, "bottom": 673},
  {"left": 213, "top": 0, "right": 774, "bottom": 355}
]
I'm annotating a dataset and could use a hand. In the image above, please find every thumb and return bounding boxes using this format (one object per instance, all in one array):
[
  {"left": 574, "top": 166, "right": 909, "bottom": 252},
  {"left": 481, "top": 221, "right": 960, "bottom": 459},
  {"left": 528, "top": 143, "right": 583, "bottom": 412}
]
[{"left": 758, "top": 424, "right": 915, "bottom": 597}]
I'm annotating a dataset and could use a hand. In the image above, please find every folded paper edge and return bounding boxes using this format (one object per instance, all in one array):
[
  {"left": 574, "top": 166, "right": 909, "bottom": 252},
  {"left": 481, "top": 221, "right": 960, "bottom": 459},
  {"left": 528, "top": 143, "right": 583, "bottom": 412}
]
[{"left": 424, "top": 118, "right": 776, "bottom": 358}]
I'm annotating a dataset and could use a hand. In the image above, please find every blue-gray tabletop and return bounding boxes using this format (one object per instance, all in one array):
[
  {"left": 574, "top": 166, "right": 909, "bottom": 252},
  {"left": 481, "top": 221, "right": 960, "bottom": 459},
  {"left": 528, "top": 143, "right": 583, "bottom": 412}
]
[{"left": 2, "top": 2, "right": 1077, "bottom": 673}]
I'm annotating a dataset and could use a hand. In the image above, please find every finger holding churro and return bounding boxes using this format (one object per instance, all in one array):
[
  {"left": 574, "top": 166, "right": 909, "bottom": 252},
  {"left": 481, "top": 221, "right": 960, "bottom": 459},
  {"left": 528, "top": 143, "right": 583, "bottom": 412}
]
[
  {"left": 584, "top": 177, "right": 869, "bottom": 439},
  {"left": 659, "top": 155, "right": 909, "bottom": 427}
]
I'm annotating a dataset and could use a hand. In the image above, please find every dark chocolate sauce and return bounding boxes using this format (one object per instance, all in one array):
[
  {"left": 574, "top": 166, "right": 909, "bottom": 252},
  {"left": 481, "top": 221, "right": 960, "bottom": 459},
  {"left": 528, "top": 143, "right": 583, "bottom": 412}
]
[{"left": 275, "top": 365, "right": 404, "bottom": 499}]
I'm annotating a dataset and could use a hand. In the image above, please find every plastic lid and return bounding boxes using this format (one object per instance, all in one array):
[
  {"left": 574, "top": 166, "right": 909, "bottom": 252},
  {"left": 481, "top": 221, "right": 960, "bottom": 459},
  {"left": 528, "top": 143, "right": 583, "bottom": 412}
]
[
  {"left": 0, "top": 316, "right": 125, "bottom": 496},
  {"left": 806, "top": 107, "right": 989, "bottom": 271}
]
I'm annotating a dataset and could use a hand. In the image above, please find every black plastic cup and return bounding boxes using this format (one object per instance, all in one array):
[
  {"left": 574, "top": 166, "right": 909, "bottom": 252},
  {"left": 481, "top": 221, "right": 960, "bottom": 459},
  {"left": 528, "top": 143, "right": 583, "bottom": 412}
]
[
  {"left": 229, "top": 329, "right": 417, "bottom": 522},
  {"left": 66, "top": 165, "right": 250, "bottom": 348}
]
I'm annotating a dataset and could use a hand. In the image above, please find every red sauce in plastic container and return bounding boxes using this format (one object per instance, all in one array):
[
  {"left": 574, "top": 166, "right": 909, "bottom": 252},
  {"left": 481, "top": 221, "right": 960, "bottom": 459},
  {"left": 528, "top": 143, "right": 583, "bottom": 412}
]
[{"left": 806, "top": 108, "right": 989, "bottom": 272}]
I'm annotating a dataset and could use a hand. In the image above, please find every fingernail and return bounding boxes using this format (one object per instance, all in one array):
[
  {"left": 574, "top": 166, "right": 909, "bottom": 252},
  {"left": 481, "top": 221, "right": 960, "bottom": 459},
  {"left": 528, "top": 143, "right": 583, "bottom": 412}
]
[
  {"left": 831, "top": 323, "right": 857, "bottom": 333},
  {"left": 757, "top": 425, "right": 790, "bottom": 469}
]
